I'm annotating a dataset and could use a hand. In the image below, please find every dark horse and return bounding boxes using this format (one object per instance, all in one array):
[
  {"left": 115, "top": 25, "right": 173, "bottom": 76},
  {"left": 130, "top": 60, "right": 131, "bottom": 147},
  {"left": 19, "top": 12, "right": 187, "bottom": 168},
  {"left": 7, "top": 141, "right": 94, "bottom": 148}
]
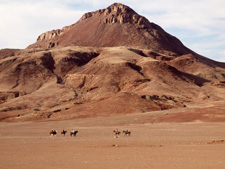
[
  {"left": 61, "top": 130, "right": 67, "bottom": 136},
  {"left": 70, "top": 131, "right": 78, "bottom": 137},
  {"left": 50, "top": 130, "right": 57, "bottom": 136},
  {"left": 123, "top": 130, "right": 131, "bottom": 136}
]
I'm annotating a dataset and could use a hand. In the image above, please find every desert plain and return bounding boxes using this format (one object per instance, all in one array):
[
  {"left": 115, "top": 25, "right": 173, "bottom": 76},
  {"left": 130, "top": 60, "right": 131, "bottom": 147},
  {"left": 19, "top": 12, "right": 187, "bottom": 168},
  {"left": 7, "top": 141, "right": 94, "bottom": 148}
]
[{"left": 1, "top": 107, "right": 225, "bottom": 169}]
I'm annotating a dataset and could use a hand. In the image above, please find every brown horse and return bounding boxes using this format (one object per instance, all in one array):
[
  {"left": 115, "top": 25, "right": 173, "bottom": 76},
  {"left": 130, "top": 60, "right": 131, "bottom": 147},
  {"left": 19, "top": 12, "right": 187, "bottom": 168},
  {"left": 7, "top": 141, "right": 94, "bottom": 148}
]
[
  {"left": 61, "top": 130, "right": 67, "bottom": 136},
  {"left": 113, "top": 130, "right": 121, "bottom": 138},
  {"left": 123, "top": 130, "right": 131, "bottom": 136},
  {"left": 70, "top": 131, "right": 78, "bottom": 137},
  {"left": 50, "top": 130, "right": 57, "bottom": 136}
]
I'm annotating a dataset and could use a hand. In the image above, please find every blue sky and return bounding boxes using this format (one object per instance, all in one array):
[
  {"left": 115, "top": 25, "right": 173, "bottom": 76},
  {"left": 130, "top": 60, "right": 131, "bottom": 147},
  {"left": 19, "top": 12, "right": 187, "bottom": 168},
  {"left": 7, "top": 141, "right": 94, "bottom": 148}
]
[{"left": 0, "top": 0, "right": 225, "bottom": 62}]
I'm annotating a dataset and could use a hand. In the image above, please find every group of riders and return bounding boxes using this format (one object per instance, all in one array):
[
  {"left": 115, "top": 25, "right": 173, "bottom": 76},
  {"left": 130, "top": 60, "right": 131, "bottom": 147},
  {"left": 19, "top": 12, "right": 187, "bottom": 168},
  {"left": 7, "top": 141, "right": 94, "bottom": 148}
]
[
  {"left": 113, "top": 128, "right": 131, "bottom": 137},
  {"left": 50, "top": 128, "right": 131, "bottom": 137},
  {"left": 50, "top": 129, "right": 77, "bottom": 136}
]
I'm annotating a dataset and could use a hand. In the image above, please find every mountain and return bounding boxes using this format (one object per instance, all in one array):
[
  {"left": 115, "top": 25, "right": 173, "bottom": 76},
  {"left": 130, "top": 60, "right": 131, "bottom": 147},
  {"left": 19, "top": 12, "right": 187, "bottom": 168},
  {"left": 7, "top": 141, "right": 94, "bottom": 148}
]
[
  {"left": 0, "top": 3, "right": 225, "bottom": 122},
  {"left": 28, "top": 3, "right": 192, "bottom": 57}
]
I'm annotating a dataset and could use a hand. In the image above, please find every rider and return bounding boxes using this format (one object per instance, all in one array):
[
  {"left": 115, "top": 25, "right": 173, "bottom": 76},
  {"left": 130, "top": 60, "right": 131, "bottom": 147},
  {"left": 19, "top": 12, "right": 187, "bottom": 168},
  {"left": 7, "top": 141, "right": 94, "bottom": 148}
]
[{"left": 72, "top": 129, "right": 75, "bottom": 133}]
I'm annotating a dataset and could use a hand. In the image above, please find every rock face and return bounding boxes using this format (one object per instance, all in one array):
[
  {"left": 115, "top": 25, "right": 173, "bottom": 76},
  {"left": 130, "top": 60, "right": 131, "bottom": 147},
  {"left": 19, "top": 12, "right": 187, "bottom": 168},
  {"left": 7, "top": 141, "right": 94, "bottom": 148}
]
[
  {"left": 37, "top": 30, "right": 62, "bottom": 42},
  {"left": 0, "top": 3, "right": 225, "bottom": 122},
  {"left": 79, "top": 3, "right": 150, "bottom": 27},
  {"left": 28, "top": 3, "right": 191, "bottom": 57}
]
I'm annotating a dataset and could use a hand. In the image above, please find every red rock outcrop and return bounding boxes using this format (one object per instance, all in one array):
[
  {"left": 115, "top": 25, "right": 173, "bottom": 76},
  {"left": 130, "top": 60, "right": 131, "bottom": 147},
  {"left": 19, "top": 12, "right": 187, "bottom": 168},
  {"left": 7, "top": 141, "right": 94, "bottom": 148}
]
[{"left": 79, "top": 3, "right": 151, "bottom": 27}]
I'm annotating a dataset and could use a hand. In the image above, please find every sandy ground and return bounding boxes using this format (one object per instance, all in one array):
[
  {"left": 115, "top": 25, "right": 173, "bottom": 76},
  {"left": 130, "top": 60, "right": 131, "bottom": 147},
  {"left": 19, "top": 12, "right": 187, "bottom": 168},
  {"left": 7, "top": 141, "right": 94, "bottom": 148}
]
[{"left": 1, "top": 114, "right": 225, "bottom": 169}]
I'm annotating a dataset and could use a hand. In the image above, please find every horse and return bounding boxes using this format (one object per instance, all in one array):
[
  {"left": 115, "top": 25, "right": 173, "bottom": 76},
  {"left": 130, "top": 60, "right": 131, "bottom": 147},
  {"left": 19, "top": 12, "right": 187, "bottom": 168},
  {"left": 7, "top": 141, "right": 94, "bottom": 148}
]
[
  {"left": 61, "top": 130, "right": 67, "bottom": 136},
  {"left": 50, "top": 130, "right": 57, "bottom": 136},
  {"left": 70, "top": 130, "right": 78, "bottom": 137},
  {"left": 123, "top": 130, "right": 131, "bottom": 136},
  {"left": 113, "top": 130, "right": 121, "bottom": 138}
]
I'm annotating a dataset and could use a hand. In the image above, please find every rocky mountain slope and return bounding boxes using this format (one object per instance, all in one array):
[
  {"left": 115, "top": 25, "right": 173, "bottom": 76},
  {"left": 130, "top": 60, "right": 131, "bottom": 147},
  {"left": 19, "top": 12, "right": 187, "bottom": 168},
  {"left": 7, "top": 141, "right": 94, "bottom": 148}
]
[{"left": 0, "top": 3, "right": 225, "bottom": 121}]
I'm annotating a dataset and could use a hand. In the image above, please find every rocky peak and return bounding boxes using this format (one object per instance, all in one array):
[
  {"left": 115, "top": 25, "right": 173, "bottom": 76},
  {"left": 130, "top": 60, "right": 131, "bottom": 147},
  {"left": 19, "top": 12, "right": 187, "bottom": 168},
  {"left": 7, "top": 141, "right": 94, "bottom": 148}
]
[
  {"left": 80, "top": 3, "right": 151, "bottom": 28},
  {"left": 29, "top": 3, "right": 191, "bottom": 56},
  {"left": 35, "top": 3, "right": 152, "bottom": 45}
]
